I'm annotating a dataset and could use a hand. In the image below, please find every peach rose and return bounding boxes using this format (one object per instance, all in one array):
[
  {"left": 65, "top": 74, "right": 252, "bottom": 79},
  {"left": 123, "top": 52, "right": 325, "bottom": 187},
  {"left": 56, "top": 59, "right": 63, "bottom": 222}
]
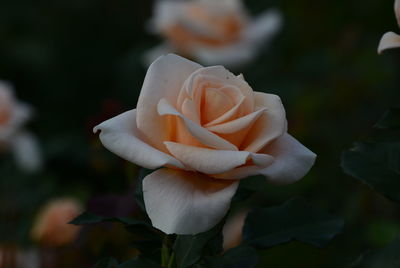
[
  {"left": 378, "top": 0, "right": 400, "bottom": 53},
  {"left": 0, "top": 81, "right": 42, "bottom": 172},
  {"left": 146, "top": 0, "right": 282, "bottom": 68},
  {"left": 222, "top": 208, "right": 249, "bottom": 251},
  {"left": 31, "top": 198, "right": 83, "bottom": 247},
  {"left": 94, "top": 54, "right": 316, "bottom": 234}
]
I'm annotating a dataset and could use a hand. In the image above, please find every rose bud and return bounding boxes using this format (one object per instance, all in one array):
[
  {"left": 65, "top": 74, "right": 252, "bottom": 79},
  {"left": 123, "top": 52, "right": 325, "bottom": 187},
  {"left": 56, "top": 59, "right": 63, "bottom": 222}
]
[
  {"left": 145, "top": 0, "right": 282, "bottom": 68},
  {"left": 378, "top": 0, "right": 400, "bottom": 53},
  {"left": 31, "top": 198, "right": 83, "bottom": 247},
  {"left": 94, "top": 54, "right": 316, "bottom": 235}
]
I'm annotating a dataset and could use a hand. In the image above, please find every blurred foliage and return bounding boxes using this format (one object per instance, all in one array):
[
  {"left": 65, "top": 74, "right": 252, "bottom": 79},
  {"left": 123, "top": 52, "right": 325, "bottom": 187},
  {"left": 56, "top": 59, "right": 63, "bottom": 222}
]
[{"left": 0, "top": 0, "right": 400, "bottom": 267}]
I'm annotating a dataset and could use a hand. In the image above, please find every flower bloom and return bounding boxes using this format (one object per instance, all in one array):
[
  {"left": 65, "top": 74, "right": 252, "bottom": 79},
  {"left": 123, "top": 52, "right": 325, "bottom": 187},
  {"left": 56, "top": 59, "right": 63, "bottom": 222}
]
[
  {"left": 94, "top": 54, "right": 316, "bottom": 234},
  {"left": 378, "top": 0, "right": 400, "bottom": 53},
  {"left": 146, "top": 0, "right": 282, "bottom": 68},
  {"left": 0, "top": 81, "right": 41, "bottom": 172},
  {"left": 31, "top": 198, "right": 83, "bottom": 247},
  {"left": 222, "top": 208, "right": 248, "bottom": 251}
]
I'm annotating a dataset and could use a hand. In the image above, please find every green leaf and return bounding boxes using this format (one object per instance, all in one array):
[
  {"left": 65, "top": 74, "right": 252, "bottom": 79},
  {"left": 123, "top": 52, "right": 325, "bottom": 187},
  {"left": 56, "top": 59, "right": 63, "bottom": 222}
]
[
  {"left": 94, "top": 257, "right": 119, "bottom": 268},
  {"left": 242, "top": 197, "right": 344, "bottom": 248},
  {"left": 351, "top": 237, "right": 400, "bottom": 268},
  {"left": 374, "top": 108, "right": 400, "bottom": 130},
  {"left": 341, "top": 141, "right": 400, "bottom": 202},
  {"left": 201, "top": 246, "right": 259, "bottom": 268},
  {"left": 173, "top": 221, "right": 224, "bottom": 268},
  {"left": 118, "top": 256, "right": 162, "bottom": 268},
  {"left": 69, "top": 212, "right": 150, "bottom": 227}
]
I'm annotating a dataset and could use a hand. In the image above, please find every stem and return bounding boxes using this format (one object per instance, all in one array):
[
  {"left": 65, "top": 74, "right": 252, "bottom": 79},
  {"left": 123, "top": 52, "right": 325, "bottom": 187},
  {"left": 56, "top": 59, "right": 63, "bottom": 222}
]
[
  {"left": 167, "top": 252, "right": 175, "bottom": 268},
  {"left": 161, "top": 235, "right": 172, "bottom": 267}
]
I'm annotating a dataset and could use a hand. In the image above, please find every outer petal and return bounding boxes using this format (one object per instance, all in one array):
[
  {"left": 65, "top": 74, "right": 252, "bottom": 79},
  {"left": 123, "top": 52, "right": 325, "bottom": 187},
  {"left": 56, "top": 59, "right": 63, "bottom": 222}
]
[
  {"left": 164, "top": 141, "right": 273, "bottom": 174},
  {"left": 193, "top": 9, "right": 282, "bottom": 68},
  {"left": 94, "top": 109, "right": 184, "bottom": 169},
  {"left": 136, "top": 54, "right": 202, "bottom": 152},
  {"left": 143, "top": 168, "right": 239, "bottom": 234},
  {"left": 378, "top": 31, "right": 400, "bottom": 54},
  {"left": 259, "top": 133, "right": 316, "bottom": 185},
  {"left": 11, "top": 131, "right": 42, "bottom": 172},
  {"left": 158, "top": 98, "right": 238, "bottom": 151},
  {"left": 244, "top": 9, "right": 283, "bottom": 45},
  {"left": 242, "top": 92, "right": 287, "bottom": 152}
]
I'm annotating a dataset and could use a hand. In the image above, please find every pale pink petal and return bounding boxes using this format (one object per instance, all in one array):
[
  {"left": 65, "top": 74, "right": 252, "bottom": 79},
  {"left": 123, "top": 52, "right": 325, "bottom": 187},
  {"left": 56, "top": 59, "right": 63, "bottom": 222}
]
[
  {"left": 244, "top": 9, "right": 282, "bottom": 46},
  {"left": 136, "top": 54, "right": 202, "bottom": 152},
  {"left": 242, "top": 92, "right": 287, "bottom": 153},
  {"left": 164, "top": 141, "right": 272, "bottom": 174},
  {"left": 94, "top": 109, "right": 184, "bottom": 169},
  {"left": 183, "top": 66, "right": 254, "bottom": 114},
  {"left": 158, "top": 98, "right": 238, "bottom": 151},
  {"left": 206, "top": 108, "right": 266, "bottom": 134},
  {"left": 11, "top": 131, "right": 42, "bottom": 172},
  {"left": 181, "top": 98, "right": 200, "bottom": 124},
  {"left": 395, "top": 0, "right": 400, "bottom": 26},
  {"left": 259, "top": 133, "right": 316, "bottom": 185},
  {"left": 204, "top": 95, "right": 245, "bottom": 127},
  {"left": 143, "top": 168, "right": 239, "bottom": 234},
  {"left": 222, "top": 208, "right": 249, "bottom": 251},
  {"left": 212, "top": 165, "right": 264, "bottom": 180},
  {"left": 378, "top": 31, "right": 400, "bottom": 54}
]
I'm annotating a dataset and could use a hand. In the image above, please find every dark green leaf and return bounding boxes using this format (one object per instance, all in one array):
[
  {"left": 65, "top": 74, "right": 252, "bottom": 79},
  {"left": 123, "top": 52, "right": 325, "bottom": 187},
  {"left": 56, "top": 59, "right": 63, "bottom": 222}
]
[
  {"left": 243, "top": 197, "right": 344, "bottom": 248},
  {"left": 118, "top": 256, "right": 162, "bottom": 268},
  {"left": 342, "top": 141, "right": 400, "bottom": 202},
  {"left": 173, "top": 221, "right": 225, "bottom": 268},
  {"left": 351, "top": 237, "right": 400, "bottom": 268},
  {"left": 94, "top": 257, "right": 119, "bottom": 268},
  {"left": 202, "top": 246, "right": 259, "bottom": 268},
  {"left": 374, "top": 108, "right": 400, "bottom": 130},
  {"left": 69, "top": 212, "right": 150, "bottom": 227}
]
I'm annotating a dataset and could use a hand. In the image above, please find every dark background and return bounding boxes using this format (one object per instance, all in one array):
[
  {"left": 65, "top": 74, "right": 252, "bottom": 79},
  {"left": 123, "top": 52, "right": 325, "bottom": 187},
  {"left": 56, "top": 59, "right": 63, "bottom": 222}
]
[{"left": 0, "top": 0, "right": 399, "bottom": 267}]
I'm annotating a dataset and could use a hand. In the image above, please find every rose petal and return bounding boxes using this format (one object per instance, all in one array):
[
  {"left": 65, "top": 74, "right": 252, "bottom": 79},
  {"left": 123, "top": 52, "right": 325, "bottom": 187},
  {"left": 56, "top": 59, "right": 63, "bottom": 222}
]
[
  {"left": 164, "top": 141, "right": 272, "bottom": 174},
  {"left": 94, "top": 109, "right": 184, "bottom": 169},
  {"left": 143, "top": 168, "right": 239, "bottom": 234},
  {"left": 206, "top": 108, "right": 266, "bottom": 134},
  {"left": 395, "top": 0, "right": 400, "bottom": 27},
  {"left": 204, "top": 95, "right": 245, "bottom": 127},
  {"left": 183, "top": 66, "right": 254, "bottom": 114},
  {"left": 259, "top": 133, "right": 316, "bottom": 185},
  {"left": 158, "top": 98, "right": 238, "bottom": 151},
  {"left": 11, "top": 131, "right": 42, "bottom": 172},
  {"left": 243, "top": 9, "right": 282, "bottom": 45},
  {"left": 136, "top": 54, "right": 202, "bottom": 152},
  {"left": 378, "top": 31, "right": 400, "bottom": 54},
  {"left": 242, "top": 92, "right": 287, "bottom": 153},
  {"left": 181, "top": 98, "right": 200, "bottom": 124}
]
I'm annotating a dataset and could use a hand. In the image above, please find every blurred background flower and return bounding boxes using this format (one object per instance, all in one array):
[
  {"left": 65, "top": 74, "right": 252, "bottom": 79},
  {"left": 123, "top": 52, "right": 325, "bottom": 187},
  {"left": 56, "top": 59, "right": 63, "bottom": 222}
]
[
  {"left": 0, "top": 80, "right": 42, "bottom": 172},
  {"left": 145, "top": 0, "right": 282, "bottom": 68}
]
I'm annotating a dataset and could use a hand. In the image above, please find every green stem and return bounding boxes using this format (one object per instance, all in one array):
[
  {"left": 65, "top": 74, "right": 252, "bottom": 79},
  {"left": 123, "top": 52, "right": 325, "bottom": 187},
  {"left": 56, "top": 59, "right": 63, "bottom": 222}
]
[
  {"left": 161, "top": 242, "right": 169, "bottom": 267},
  {"left": 167, "top": 252, "right": 175, "bottom": 268}
]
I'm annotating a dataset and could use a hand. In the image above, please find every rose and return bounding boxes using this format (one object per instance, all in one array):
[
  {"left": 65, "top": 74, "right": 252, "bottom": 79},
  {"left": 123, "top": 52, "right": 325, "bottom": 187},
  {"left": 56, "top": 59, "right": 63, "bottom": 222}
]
[
  {"left": 222, "top": 208, "right": 249, "bottom": 251},
  {"left": 145, "top": 0, "right": 282, "bottom": 68},
  {"left": 31, "top": 198, "right": 83, "bottom": 247},
  {"left": 0, "top": 81, "right": 42, "bottom": 172},
  {"left": 378, "top": 0, "right": 400, "bottom": 53},
  {"left": 94, "top": 54, "right": 316, "bottom": 234}
]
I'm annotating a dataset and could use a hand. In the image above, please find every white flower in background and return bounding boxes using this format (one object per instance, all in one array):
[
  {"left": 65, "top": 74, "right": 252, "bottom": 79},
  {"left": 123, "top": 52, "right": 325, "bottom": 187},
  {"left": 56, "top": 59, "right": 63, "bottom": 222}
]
[
  {"left": 0, "top": 81, "right": 42, "bottom": 172},
  {"left": 378, "top": 0, "right": 400, "bottom": 53},
  {"left": 94, "top": 54, "right": 316, "bottom": 235},
  {"left": 145, "top": 0, "right": 282, "bottom": 68}
]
